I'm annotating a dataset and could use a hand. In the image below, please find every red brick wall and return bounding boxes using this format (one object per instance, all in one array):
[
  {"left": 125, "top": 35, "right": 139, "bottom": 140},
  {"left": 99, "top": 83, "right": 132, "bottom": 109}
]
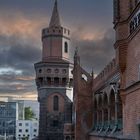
[
  {"left": 123, "top": 88, "right": 140, "bottom": 136},
  {"left": 113, "top": 1, "right": 140, "bottom": 139},
  {"left": 125, "top": 32, "right": 140, "bottom": 87}
]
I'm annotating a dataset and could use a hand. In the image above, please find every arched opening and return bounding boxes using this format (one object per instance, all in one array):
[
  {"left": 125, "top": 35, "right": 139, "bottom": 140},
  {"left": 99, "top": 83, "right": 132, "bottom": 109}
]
[
  {"left": 110, "top": 89, "right": 115, "bottom": 129},
  {"left": 103, "top": 94, "right": 108, "bottom": 129},
  {"left": 64, "top": 42, "right": 68, "bottom": 53},
  {"left": 118, "top": 92, "right": 123, "bottom": 130},
  {"left": 94, "top": 98, "right": 97, "bottom": 128},
  {"left": 38, "top": 77, "right": 43, "bottom": 86},
  {"left": 62, "top": 78, "right": 67, "bottom": 86},
  {"left": 54, "top": 77, "right": 59, "bottom": 86},
  {"left": 53, "top": 95, "right": 59, "bottom": 111},
  {"left": 69, "top": 78, "right": 73, "bottom": 87},
  {"left": 47, "top": 77, "right": 51, "bottom": 85},
  {"left": 98, "top": 96, "right": 102, "bottom": 128}
]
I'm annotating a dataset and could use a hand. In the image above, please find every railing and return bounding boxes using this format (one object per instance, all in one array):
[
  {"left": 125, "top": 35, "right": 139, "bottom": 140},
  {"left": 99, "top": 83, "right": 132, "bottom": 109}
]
[
  {"left": 93, "top": 119, "right": 122, "bottom": 133},
  {"left": 110, "top": 120, "right": 115, "bottom": 130},
  {"left": 103, "top": 121, "right": 108, "bottom": 130}
]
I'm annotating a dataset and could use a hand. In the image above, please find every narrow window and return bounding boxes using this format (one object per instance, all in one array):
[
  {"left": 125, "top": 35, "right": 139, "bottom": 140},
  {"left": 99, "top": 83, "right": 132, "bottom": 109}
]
[
  {"left": 64, "top": 42, "right": 68, "bottom": 53},
  {"left": 53, "top": 95, "right": 59, "bottom": 111}
]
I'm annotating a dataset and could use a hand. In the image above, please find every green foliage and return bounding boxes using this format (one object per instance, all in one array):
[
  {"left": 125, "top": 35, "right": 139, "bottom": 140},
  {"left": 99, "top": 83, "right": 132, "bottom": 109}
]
[{"left": 24, "top": 107, "right": 35, "bottom": 120}]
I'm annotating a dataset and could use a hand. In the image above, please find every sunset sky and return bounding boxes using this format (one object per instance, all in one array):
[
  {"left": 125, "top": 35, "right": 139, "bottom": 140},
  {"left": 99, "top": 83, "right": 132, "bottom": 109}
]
[{"left": 0, "top": 0, "right": 115, "bottom": 99}]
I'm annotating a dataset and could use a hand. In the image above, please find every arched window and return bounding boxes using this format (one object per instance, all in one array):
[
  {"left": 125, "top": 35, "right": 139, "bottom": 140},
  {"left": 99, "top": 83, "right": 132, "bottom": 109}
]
[
  {"left": 64, "top": 42, "right": 68, "bottom": 53},
  {"left": 53, "top": 95, "right": 59, "bottom": 111}
]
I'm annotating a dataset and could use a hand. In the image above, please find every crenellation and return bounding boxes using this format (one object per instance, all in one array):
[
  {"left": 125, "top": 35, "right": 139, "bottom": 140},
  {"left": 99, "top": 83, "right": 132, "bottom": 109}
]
[
  {"left": 42, "top": 27, "right": 70, "bottom": 39},
  {"left": 93, "top": 58, "right": 118, "bottom": 91}
]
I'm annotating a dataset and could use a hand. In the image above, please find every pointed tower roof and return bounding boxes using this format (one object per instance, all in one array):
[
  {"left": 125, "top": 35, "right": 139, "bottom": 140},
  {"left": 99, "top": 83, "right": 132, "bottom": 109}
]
[{"left": 49, "top": 0, "right": 61, "bottom": 27}]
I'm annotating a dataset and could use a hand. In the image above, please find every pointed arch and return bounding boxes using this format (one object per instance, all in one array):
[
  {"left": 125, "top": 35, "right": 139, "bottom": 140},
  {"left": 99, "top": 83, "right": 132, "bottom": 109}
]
[
  {"left": 98, "top": 95, "right": 102, "bottom": 127},
  {"left": 103, "top": 93, "right": 108, "bottom": 127}
]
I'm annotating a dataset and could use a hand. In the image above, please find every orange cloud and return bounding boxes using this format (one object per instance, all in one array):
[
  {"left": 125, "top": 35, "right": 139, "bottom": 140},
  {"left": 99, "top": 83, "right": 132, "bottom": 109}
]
[
  {"left": 0, "top": 91, "right": 37, "bottom": 101},
  {"left": 16, "top": 76, "right": 34, "bottom": 81},
  {"left": 0, "top": 12, "right": 49, "bottom": 46},
  {"left": 71, "top": 25, "right": 106, "bottom": 41}
]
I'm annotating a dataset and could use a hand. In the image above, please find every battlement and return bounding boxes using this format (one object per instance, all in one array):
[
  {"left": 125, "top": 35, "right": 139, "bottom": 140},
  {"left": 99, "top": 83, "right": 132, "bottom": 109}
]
[
  {"left": 93, "top": 58, "right": 119, "bottom": 91},
  {"left": 42, "top": 26, "right": 70, "bottom": 39}
]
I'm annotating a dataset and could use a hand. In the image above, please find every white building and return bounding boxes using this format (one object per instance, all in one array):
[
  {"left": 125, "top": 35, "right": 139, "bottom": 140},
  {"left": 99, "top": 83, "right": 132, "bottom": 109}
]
[{"left": 16, "top": 120, "right": 39, "bottom": 140}]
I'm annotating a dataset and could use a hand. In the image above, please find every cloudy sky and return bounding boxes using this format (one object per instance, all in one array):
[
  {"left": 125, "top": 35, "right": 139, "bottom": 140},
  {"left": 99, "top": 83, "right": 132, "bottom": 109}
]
[{"left": 0, "top": 0, "right": 115, "bottom": 99}]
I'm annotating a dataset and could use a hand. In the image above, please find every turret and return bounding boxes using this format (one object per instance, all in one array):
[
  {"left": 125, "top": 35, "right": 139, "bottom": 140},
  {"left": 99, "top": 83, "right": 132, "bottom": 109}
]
[{"left": 42, "top": 0, "right": 71, "bottom": 61}]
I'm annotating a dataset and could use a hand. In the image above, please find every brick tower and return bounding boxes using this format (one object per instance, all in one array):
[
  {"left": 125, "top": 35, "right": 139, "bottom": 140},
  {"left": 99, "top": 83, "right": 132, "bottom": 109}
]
[{"left": 34, "top": 1, "right": 73, "bottom": 140}]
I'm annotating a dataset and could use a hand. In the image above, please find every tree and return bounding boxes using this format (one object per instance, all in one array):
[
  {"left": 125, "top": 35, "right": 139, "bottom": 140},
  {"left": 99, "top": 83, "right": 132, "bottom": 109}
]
[{"left": 24, "top": 107, "right": 36, "bottom": 120}]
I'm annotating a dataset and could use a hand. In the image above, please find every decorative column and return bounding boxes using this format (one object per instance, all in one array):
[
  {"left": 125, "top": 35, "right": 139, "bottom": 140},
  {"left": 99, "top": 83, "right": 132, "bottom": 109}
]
[
  {"left": 102, "top": 109, "right": 104, "bottom": 128},
  {"left": 59, "top": 78, "right": 62, "bottom": 86},
  {"left": 108, "top": 105, "right": 111, "bottom": 128},
  {"left": 96, "top": 111, "right": 99, "bottom": 130},
  {"left": 115, "top": 93, "right": 119, "bottom": 126}
]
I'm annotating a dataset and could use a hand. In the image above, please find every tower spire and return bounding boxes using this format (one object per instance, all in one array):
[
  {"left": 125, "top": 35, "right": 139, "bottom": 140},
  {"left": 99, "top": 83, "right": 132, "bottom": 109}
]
[{"left": 49, "top": 0, "right": 61, "bottom": 27}]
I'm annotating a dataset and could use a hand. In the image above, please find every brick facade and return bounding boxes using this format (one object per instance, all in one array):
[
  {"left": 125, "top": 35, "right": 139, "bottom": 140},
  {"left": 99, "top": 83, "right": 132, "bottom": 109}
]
[
  {"left": 34, "top": 1, "right": 73, "bottom": 140},
  {"left": 34, "top": 0, "right": 140, "bottom": 140},
  {"left": 73, "top": 0, "right": 140, "bottom": 140}
]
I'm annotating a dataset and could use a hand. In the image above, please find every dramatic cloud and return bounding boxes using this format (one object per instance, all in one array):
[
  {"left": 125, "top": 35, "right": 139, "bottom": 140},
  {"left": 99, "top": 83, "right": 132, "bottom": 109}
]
[
  {"left": 0, "top": 13, "right": 46, "bottom": 98},
  {"left": 0, "top": 0, "right": 114, "bottom": 98},
  {"left": 72, "top": 28, "right": 115, "bottom": 74}
]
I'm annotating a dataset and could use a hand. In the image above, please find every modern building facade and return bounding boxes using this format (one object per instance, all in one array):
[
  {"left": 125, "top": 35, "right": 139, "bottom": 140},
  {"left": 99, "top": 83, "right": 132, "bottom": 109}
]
[
  {"left": 0, "top": 100, "right": 24, "bottom": 140},
  {"left": 16, "top": 120, "right": 39, "bottom": 140},
  {"left": 34, "top": 0, "right": 73, "bottom": 140}
]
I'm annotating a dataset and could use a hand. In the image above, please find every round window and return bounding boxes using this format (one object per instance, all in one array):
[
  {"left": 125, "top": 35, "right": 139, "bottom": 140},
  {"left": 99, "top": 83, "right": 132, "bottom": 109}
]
[{"left": 55, "top": 69, "right": 59, "bottom": 73}]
